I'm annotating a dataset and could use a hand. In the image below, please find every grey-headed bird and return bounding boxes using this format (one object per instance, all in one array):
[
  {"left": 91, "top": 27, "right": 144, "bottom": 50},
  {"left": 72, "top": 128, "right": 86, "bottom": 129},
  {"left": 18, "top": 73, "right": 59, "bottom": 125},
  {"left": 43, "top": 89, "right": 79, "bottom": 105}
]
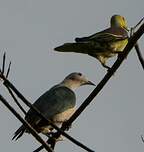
[
  {"left": 54, "top": 15, "right": 129, "bottom": 69},
  {"left": 12, "top": 72, "right": 95, "bottom": 140}
]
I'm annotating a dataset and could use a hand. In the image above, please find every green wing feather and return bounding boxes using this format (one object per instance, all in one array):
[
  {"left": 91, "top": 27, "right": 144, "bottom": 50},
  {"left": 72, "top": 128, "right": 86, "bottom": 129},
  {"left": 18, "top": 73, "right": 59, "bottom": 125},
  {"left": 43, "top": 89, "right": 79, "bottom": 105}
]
[{"left": 75, "top": 27, "right": 128, "bottom": 43}]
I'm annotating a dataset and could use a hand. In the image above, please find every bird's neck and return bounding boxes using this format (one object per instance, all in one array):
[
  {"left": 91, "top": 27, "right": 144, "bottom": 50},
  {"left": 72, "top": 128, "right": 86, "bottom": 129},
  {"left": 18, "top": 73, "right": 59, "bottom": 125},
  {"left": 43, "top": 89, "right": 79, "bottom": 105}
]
[{"left": 60, "top": 80, "right": 80, "bottom": 91}]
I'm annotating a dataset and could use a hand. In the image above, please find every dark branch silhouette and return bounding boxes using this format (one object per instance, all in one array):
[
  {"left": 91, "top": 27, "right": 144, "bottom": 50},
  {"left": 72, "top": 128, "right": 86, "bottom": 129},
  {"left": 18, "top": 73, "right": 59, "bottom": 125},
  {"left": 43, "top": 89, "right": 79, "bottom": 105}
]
[
  {"left": 5, "top": 84, "right": 27, "bottom": 115},
  {"left": 0, "top": 54, "right": 27, "bottom": 115},
  {"left": 0, "top": 94, "right": 53, "bottom": 152},
  {"left": 6, "top": 61, "right": 11, "bottom": 78},
  {"left": 44, "top": 22, "right": 144, "bottom": 150},
  {"left": 2, "top": 52, "right": 6, "bottom": 75},
  {"left": 135, "top": 43, "right": 144, "bottom": 70},
  {"left": 131, "top": 17, "right": 144, "bottom": 70},
  {"left": 141, "top": 135, "right": 144, "bottom": 143}
]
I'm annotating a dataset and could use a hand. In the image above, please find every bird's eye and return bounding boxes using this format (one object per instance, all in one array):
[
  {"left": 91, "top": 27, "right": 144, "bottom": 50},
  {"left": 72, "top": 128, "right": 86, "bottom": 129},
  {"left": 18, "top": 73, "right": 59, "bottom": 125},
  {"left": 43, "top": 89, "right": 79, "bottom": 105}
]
[
  {"left": 70, "top": 77, "right": 76, "bottom": 80},
  {"left": 78, "top": 73, "right": 82, "bottom": 76}
]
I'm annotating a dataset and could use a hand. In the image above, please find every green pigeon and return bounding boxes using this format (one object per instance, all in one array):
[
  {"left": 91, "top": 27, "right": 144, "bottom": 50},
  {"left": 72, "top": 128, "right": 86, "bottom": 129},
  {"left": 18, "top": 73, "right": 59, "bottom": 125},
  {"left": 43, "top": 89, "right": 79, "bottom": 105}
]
[{"left": 54, "top": 15, "right": 129, "bottom": 69}]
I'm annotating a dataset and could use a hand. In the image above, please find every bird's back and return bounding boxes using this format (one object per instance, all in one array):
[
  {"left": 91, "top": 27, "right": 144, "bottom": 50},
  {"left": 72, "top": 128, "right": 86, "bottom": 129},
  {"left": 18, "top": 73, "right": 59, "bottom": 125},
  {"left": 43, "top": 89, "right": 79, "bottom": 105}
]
[{"left": 25, "top": 85, "right": 76, "bottom": 127}]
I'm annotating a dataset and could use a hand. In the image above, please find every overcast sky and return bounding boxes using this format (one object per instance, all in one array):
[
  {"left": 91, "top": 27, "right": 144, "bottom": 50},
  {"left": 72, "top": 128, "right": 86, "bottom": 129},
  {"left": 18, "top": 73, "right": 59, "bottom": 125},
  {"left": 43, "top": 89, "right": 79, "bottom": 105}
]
[{"left": 0, "top": 0, "right": 144, "bottom": 152}]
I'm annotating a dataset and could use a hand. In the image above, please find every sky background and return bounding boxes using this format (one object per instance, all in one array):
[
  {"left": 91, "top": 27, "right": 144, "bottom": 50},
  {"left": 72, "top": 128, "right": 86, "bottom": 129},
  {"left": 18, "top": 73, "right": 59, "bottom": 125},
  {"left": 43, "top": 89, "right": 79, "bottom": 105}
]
[{"left": 0, "top": 0, "right": 144, "bottom": 152}]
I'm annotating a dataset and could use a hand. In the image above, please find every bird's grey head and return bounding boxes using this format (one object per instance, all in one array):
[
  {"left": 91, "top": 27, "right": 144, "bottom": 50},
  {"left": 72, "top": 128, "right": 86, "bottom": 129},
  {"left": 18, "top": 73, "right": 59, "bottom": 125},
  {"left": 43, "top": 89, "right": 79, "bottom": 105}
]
[{"left": 61, "top": 72, "right": 95, "bottom": 90}]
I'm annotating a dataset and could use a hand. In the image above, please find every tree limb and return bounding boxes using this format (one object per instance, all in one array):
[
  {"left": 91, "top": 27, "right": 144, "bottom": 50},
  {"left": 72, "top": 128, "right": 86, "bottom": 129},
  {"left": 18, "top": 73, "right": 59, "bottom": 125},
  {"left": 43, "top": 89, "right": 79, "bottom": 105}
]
[
  {"left": 0, "top": 94, "right": 53, "bottom": 152},
  {"left": 135, "top": 43, "right": 144, "bottom": 70},
  {"left": 47, "top": 23, "right": 144, "bottom": 150}
]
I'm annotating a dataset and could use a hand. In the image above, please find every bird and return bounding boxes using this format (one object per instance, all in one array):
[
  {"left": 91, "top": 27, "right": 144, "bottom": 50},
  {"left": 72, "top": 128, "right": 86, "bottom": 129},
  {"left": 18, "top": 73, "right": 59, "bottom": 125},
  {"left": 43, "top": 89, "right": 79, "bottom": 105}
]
[
  {"left": 12, "top": 72, "right": 95, "bottom": 140},
  {"left": 54, "top": 15, "right": 129, "bottom": 69}
]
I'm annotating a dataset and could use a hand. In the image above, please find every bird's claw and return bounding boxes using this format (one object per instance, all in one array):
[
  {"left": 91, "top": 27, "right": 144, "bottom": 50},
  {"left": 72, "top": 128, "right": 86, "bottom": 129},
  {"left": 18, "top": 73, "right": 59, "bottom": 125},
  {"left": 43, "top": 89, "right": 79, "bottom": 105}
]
[
  {"left": 62, "top": 121, "right": 72, "bottom": 131},
  {"left": 101, "top": 63, "right": 111, "bottom": 72}
]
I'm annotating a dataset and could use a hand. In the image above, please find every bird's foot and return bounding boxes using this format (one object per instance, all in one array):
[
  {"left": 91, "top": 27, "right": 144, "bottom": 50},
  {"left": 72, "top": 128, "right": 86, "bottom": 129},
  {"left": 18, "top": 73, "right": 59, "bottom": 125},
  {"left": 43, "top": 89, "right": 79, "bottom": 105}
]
[
  {"left": 45, "top": 132, "right": 53, "bottom": 138},
  {"left": 102, "top": 63, "right": 111, "bottom": 72},
  {"left": 48, "top": 133, "right": 64, "bottom": 142},
  {"left": 56, "top": 135, "right": 65, "bottom": 141},
  {"left": 62, "top": 121, "right": 72, "bottom": 131}
]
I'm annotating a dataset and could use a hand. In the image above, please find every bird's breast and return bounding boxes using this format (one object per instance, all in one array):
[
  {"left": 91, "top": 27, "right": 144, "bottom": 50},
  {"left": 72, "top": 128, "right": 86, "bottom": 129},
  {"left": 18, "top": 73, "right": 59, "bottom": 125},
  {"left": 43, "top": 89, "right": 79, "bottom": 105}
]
[
  {"left": 52, "top": 107, "right": 76, "bottom": 122},
  {"left": 110, "top": 39, "right": 128, "bottom": 52}
]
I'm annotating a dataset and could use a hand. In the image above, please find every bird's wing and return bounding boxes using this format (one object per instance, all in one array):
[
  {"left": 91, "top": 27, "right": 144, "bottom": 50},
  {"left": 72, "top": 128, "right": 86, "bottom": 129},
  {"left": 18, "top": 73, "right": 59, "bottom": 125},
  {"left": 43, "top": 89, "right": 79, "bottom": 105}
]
[
  {"left": 75, "top": 27, "right": 128, "bottom": 43},
  {"left": 54, "top": 42, "right": 95, "bottom": 54},
  {"left": 54, "top": 27, "right": 128, "bottom": 54},
  {"left": 25, "top": 85, "right": 76, "bottom": 126}
]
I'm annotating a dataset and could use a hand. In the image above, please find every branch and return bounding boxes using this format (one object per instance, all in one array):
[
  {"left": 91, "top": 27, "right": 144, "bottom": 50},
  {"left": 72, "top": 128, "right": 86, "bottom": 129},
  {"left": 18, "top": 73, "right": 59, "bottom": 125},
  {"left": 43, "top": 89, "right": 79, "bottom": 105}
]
[
  {"left": 34, "top": 134, "right": 94, "bottom": 152},
  {"left": 2, "top": 52, "right": 6, "bottom": 75},
  {"left": 135, "top": 43, "right": 144, "bottom": 70},
  {"left": 46, "top": 23, "right": 144, "bottom": 150},
  {"left": 6, "top": 61, "right": 11, "bottom": 78},
  {"left": 65, "top": 22, "right": 144, "bottom": 126},
  {"left": 133, "top": 17, "right": 144, "bottom": 29},
  {"left": 141, "top": 135, "right": 144, "bottom": 143},
  {"left": 130, "top": 17, "right": 144, "bottom": 71},
  {"left": 0, "top": 94, "right": 53, "bottom": 152},
  {"left": 0, "top": 53, "right": 26, "bottom": 114},
  {"left": 5, "top": 84, "right": 27, "bottom": 115}
]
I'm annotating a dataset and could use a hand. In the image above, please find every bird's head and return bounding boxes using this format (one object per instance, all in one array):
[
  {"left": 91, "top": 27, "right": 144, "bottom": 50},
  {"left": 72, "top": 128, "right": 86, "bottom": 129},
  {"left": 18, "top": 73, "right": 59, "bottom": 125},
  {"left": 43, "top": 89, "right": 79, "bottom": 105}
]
[
  {"left": 61, "top": 72, "right": 95, "bottom": 90},
  {"left": 110, "top": 15, "right": 129, "bottom": 31}
]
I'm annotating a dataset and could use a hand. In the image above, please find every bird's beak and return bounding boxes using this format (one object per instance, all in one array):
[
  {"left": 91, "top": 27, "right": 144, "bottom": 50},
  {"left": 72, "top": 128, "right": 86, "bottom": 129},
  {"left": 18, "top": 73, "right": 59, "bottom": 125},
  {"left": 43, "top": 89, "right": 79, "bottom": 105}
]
[{"left": 83, "top": 81, "right": 96, "bottom": 86}]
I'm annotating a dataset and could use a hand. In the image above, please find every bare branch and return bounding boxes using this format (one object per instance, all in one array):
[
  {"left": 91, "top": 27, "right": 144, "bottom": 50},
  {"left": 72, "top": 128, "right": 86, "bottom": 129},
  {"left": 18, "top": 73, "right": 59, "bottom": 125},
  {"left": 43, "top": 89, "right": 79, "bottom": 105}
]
[
  {"left": 34, "top": 133, "right": 95, "bottom": 152},
  {"left": 6, "top": 61, "right": 11, "bottom": 78},
  {"left": 64, "top": 22, "right": 144, "bottom": 131},
  {"left": 133, "top": 17, "right": 144, "bottom": 30},
  {"left": 0, "top": 94, "right": 53, "bottom": 152},
  {"left": 2, "top": 52, "right": 6, "bottom": 75},
  {"left": 135, "top": 43, "right": 144, "bottom": 70},
  {"left": 141, "top": 135, "right": 144, "bottom": 143},
  {"left": 5, "top": 84, "right": 27, "bottom": 115},
  {"left": 46, "top": 23, "right": 144, "bottom": 150},
  {"left": 0, "top": 53, "right": 26, "bottom": 115},
  {"left": 131, "top": 17, "right": 144, "bottom": 71}
]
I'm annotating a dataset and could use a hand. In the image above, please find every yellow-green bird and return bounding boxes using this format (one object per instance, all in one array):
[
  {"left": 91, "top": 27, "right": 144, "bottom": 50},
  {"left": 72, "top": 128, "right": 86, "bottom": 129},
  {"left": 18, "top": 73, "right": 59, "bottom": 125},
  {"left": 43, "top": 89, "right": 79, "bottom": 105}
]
[{"left": 54, "top": 15, "right": 129, "bottom": 69}]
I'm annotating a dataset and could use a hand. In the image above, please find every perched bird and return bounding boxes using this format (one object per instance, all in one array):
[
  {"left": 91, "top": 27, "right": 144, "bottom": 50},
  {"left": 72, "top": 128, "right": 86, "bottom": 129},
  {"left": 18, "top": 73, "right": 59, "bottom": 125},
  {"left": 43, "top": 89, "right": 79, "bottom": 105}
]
[
  {"left": 54, "top": 15, "right": 129, "bottom": 69},
  {"left": 12, "top": 72, "right": 95, "bottom": 140}
]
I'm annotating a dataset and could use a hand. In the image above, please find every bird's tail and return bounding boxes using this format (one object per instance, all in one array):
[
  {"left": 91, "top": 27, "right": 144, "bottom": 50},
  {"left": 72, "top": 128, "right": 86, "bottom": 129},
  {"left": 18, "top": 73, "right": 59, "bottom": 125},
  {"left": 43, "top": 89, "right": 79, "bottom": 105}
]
[
  {"left": 75, "top": 37, "right": 88, "bottom": 42},
  {"left": 54, "top": 42, "right": 93, "bottom": 54},
  {"left": 12, "top": 125, "right": 25, "bottom": 141}
]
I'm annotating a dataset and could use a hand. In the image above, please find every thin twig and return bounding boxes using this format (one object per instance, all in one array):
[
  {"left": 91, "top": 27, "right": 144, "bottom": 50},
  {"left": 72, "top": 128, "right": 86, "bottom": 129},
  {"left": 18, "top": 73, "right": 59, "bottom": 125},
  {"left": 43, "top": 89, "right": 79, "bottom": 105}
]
[
  {"left": 135, "top": 43, "right": 144, "bottom": 70},
  {"left": 0, "top": 94, "right": 53, "bottom": 152},
  {"left": 1, "top": 53, "right": 26, "bottom": 114},
  {"left": 6, "top": 61, "right": 11, "bottom": 78},
  {"left": 131, "top": 17, "right": 144, "bottom": 71},
  {"left": 5, "top": 84, "right": 27, "bottom": 115},
  {"left": 46, "top": 23, "right": 144, "bottom": 150},
  {"left": 2, "top": 52, "right": 6, "bottom": 74},
  {"left": 34, "top": 134, "right": 95, "bottom": 152},
  {"left": 141, "top": 135, "right": 144, "bottom": 143},
  {"left": 33, "top": 146, "right": 44, "bottom": 152},
  {"left": 133, "top": 17, "right": 144, "bottom": 30}
]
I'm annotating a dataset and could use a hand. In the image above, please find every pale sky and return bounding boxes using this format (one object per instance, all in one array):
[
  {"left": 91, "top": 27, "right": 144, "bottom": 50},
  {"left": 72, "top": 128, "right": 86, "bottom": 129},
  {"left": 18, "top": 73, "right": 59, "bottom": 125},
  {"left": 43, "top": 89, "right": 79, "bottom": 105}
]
[{"left": 0, "top": 0, "right": 144, "bottom": 152}]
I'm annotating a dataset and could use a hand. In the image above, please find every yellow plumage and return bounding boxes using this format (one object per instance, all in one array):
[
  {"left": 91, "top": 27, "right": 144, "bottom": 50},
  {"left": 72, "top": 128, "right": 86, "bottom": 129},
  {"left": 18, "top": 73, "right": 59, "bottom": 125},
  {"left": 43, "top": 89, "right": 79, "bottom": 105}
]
[{"left": 54, "top": 15, "right": 129, "bottom": 69}]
